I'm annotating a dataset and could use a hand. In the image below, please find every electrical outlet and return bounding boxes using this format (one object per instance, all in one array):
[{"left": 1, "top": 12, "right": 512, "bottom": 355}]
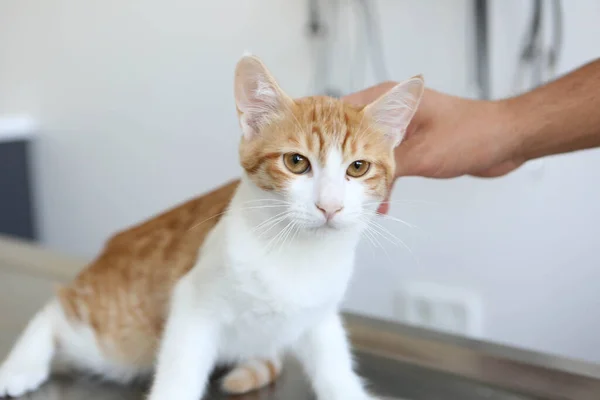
[{"left": 394, "top": 281, "right": 483, "bottom": 337}]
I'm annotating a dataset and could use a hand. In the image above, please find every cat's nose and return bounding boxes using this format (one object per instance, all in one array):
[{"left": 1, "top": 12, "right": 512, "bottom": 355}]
[{"left": 315, "top": 203, "right": 343, "bottom": 220}]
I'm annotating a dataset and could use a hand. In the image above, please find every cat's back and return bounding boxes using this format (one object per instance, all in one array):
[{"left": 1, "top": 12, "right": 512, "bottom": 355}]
[
  {"left": 56, "top": 179, "right": 239, "bottom": 366},
  {"left": 82, "top": 178, "right": 239, "bottom": 282}
]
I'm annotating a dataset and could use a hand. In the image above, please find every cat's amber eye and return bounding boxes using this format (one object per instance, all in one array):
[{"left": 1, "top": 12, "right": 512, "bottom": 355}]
[
  {"left": 283, "top": 153, "right": 311, "bottom": 174},
  {"left": 346, "top": 160, "right": 370, "bottom": 178}
]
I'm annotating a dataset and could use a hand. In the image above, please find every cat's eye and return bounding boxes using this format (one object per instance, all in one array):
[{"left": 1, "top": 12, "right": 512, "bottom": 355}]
[
  {"left": 283, "top": 153, "right": 311, "bottom": 174},
  {"left": 346, "top": 160, "right": 370, "bottom": 178}
]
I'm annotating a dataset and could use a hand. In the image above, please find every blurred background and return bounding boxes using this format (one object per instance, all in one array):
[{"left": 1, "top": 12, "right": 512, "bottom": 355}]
[{"left": 1, "top": 0, "right": 599, "bottom": 365}]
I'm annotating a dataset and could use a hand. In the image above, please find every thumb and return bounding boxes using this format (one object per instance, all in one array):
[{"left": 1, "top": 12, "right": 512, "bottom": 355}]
[
  {"left": 377, "top": 181, "right": 396, "bottom": 214},
  {"left": 393, "top": 137, "right": 423, "bottom": 178},
  {"left": 377, "top": 196, "right": 390, "bottom": 214}
]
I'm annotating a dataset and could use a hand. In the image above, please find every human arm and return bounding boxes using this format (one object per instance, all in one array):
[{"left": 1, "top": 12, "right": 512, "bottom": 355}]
[
  {"left": 507, "top": 58, "right": 600, "bottom": 162},
  {"left": 343, "top": 59, "right": 600, "bottom": 213},
  {"left": 343, "top": 58, "right": 600, "bottom": 179}
]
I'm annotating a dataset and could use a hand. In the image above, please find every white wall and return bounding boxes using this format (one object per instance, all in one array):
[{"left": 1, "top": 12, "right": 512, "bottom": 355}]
[{"left": 1, "top": 0, "right": 600, "bottom": 363}]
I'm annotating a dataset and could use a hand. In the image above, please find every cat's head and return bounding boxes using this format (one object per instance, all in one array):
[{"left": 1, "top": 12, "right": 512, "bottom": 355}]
[{"left": 234, "top": 55, "right": 424, "bottom": 231}]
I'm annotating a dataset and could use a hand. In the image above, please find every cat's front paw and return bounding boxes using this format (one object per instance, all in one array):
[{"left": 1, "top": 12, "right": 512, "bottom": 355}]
[{"left": 0, "top": 359, "right": 50, "bottom": 398}]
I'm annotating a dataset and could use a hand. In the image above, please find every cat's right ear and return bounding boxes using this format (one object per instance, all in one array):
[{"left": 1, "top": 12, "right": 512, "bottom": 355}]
[
  {"left": 234, "top": 55, "right": 292, "bottom": 140},
  {"left": 362, "top": 75, "right": 425, "bottom": 147}
]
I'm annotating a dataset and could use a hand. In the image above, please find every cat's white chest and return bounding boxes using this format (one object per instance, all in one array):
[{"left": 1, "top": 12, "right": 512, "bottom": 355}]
[
  {"left": 192, "top": 195, "right": 360, "bottom": 362},
  {"left": 215, "top": 254, "right": 351, "bottom": 361},
  {"left": 218, "top": 294, "right": 326, "bottom": 361}
]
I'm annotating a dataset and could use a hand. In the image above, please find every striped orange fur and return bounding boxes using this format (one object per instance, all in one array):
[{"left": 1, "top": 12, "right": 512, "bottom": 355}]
[{"left": 239, "top": 95, "right": 396, "bottom": 199}]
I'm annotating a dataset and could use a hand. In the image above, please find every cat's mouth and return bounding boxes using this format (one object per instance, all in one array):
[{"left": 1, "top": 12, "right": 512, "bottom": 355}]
[
  {"left": 287, "top": 209, "right": 350, "bottom": 232},
  {"left": 325, "top": 219, "right": 343, "bottom": 229},
  {"left": 305, "top": 219, "right": 344, "bottom": 232}
]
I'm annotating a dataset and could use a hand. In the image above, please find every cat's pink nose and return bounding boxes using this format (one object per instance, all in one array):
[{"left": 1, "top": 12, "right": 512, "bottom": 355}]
[{"left": 315, "top": 203, "right": 343, "bottom": 220}]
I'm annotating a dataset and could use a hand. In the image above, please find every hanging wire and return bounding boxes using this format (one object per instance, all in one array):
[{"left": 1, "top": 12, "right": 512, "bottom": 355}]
[
  {"left": 307, "top": 0, "right": 328, "bottom": 95},
  {"left": 348, "top": 0, "right": 367, "bottom": 92},
  {"left": 307, "top": 0, "right": 391, "bottom": 96},
  {"left": 547, "top": 0, "right": 563, "bottom": 79},
  {"left": 356, "top": 0, "right": 390, "bottom": 83},
  {"left": 512, "top": 0, "right": 563, "bottom": 94}
]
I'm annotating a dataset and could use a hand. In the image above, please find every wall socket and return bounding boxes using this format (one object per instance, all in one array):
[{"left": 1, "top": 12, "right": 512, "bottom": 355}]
[{"left": 394, "top": 281, "right": 484, "bottom": 337}]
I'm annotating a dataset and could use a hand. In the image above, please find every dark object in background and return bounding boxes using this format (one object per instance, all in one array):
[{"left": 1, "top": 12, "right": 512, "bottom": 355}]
[{"left": 0, "top": 138, "right": 36, "bottom": 240}]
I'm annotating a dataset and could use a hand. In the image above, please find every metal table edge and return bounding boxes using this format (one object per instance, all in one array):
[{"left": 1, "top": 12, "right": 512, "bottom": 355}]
[
  {"left": 343, "top": 312, "right": 600, "bottom": 400},
  {"left": 3, "top": 235, "right": 600, "bottom": 399}
]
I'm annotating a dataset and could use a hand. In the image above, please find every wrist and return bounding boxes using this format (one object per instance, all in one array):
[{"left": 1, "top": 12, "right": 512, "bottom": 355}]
[{"left": 495, "top": 97, "right": 529, "bottom": 165}]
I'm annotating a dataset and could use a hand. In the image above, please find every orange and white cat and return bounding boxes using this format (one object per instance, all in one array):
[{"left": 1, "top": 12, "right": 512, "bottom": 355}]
[{"left": 0, "top": 55, "right": 424, "bottom": 400}]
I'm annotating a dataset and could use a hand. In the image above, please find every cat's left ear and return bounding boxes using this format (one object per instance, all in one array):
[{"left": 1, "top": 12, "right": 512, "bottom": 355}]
[
  {"left": 362, "top": 75, "right": 425, "bottom": 146},
  {"left": 234, "top": 54, "right": 293, "bottom": 139}
]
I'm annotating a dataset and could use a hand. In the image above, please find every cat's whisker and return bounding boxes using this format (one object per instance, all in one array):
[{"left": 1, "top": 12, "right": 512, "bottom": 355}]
[
  {"left": 257, "top": 216, "right": 287, "bottom": 239},
  {"left": 277, "top": 221, "right": 298, "bottom": 253},
  {"left": 289, "top": 223, "right": 302, "bottom": 245},
  {"left": 375, "top": 212, "right": 417, "bottom": 229},
  {"left": 367, "top": 219, "right": 409, "bottom": 249},
  {"left": 272, "top": 221, "right": 296, "bottom": 253},
  {"left": 347, "top": 208, "right": 425, "bottom": 235},
  {"left": 375, "top": 213, "right": 430, "bottom": 240},
  {"left": 187, "top": 210, "right": 230, "bottom": 232},
  {"left": 240, "top": 199, "right": 292, "bottom": 205},
  {"left": 360, "top": 227, "right": 380, "bottom": 257},
  {"left": 264, "top": 220, "right": 294, "bottom": 254},
  {"left": 251, "top": 210, "right": 291, "bottom": 233},
  {"left": 187, "top": 205, "right": 288, "bottom": 233},
  {"left": 234, "top": 205, "right": 290, "bottom": 210},
  {"left": 366, "top": 220, "right": 418, "bottom": 264},
  {"left": 361, "top": 222, "right": 392, "bottom": 262},
  {"left": 255, "top": 214, "right": 291, "bottom": 239},
  {"left": 357, "top": 217, "right": 381, "bottom": 248},
  {"left": 282, "top": 221, "right": 299, "bottom": 249},
  {"left": 363, "top": 199, "right": 440, "bottom": 207},
  {"left": 362, "top": 230, "right": 377, "bottom": 248}
]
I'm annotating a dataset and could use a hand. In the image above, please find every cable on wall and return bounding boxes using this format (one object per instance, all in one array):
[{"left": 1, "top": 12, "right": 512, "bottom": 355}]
[
  {"left": 512, "top": 0, "right": 563, "bottom": 94},
  {"left": 307, "top": 0, "right": 391, "bottom": 97}
]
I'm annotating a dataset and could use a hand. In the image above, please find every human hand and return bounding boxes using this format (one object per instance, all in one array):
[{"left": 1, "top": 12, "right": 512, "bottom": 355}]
[{"left": 343, "top": 82, "right": 525, "bottom": 213}]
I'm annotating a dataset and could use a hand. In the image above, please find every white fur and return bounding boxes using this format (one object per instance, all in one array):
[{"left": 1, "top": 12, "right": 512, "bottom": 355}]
[
  {"left": 146, "top": 158, "right": 380, "bottom": 400},
  {"left": 0, "top": 299, "right": 152, "bottom": 397},
  {"left": 53, "top": 313, "right": 152, "bottom": 383},
  {"left": 0, "top": 302, "right": 56, "bottom": 397}
]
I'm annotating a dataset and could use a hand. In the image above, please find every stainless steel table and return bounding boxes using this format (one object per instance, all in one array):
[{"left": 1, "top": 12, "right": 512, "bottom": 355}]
[{"left": 2, "top": 235, "right": 600, "bottom": 399}]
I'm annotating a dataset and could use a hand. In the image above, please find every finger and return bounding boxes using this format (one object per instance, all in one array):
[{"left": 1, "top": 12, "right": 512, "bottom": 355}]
[
  {"left": 377, "top": 180, "right": 396, "bottom": 214},
  {"left": 377, "top": 201, "right": 390, "bottom": 215},
  {"left": 393, "top": 137, "right": 424, "bottom": 178}
]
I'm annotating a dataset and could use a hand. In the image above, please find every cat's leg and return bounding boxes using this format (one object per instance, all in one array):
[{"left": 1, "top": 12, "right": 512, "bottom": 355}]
[
  {"left": 220, "top": 355, "right": 283, "bottom": 394},
  {"left": 293, "top": 312, "right": 376, "bottom": 400},
  {"left": 0, "top": 300, "right": 59, "bottom": 397},
  {"left": 147, "top": 277, "right": 219, "bottom": 400}
]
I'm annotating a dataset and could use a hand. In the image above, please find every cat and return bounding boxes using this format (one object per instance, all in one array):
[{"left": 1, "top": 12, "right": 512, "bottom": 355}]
[{"left": 0, "top": 54, "right": 424, "bottom": 400}]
